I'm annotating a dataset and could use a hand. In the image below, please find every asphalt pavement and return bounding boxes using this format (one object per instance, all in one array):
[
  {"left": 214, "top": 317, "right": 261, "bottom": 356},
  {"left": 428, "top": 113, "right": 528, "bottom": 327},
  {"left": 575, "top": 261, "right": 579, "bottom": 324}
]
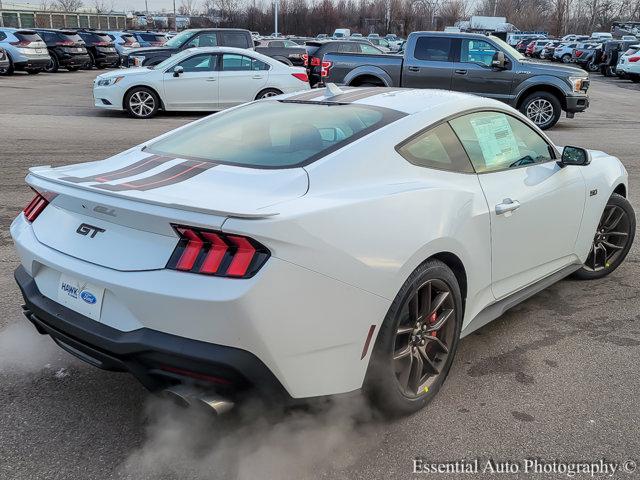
[{"left": 0, "top": 69, "right": 639, "bottom": 480}]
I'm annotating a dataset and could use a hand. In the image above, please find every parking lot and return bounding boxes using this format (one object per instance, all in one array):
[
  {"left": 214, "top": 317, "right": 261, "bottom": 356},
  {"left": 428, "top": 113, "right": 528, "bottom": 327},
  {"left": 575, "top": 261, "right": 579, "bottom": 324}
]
[{"left": 1, "top": 70, "right": 639, "bottom": 479}]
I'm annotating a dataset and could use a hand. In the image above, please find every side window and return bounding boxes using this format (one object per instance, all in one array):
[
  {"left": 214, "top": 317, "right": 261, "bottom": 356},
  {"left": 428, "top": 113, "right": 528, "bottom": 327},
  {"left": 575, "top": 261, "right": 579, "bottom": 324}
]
[
  {"left": 414, "top": 37, "right": 451, "bottom": 61},
  {"left": 397, "top": 123, "right": 474, "bottom": 173},
  {"left": 360, "top": 44, "right": 381, "bottom": 54},
  {"left": 269, "top": 40, "right": 284, "bottom": 48},
  {"left": 337, "top": 42, "right": 359, "bottom": 53},
  {"left": 460, "top": 39, "right": 497, "bottom": 66},
  {"left": 449, "top": 112, "right": 554, "bottom": 173},
  {"left": 251, "top": 57, "right": 270, "bottom": 71},
  {"left": 221, "top": 53, "right": 252, "bottom": 71},
  {"left": 173, "top": 54, "right": 216, "bottom": 73},
  {"left": 283, "top": 40, "right": 297, "bottom": 48},
  {"left": 222, "top": 32, "right": 250, "bottom": 49},
  {"left": 186, "top": 33, "right": 217, "bottom": 48}
]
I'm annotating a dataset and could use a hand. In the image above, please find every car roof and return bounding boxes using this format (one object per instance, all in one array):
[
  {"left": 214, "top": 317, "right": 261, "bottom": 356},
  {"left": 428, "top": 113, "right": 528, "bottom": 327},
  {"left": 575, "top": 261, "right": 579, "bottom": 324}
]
[{"left": 279, "top": 86, "right": 505, "bottom": 116}]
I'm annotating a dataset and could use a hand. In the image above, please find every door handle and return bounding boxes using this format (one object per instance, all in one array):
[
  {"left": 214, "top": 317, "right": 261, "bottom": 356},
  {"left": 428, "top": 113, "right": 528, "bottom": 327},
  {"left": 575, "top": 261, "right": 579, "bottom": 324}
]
[
  {"left": 454, "top": 69, "right": 468, "bottom": 75},
  {"left": 407, "top": 66, "right": 420, "bottom": 72},
  {"left": 252, "top": 74, "right": 264, "bottom": 79},
  {"left": 206, "top": 77, "right": 216, "bottom": 82},
  {"left": 495, "top": 198, "right": 521, "bottom": 215}
]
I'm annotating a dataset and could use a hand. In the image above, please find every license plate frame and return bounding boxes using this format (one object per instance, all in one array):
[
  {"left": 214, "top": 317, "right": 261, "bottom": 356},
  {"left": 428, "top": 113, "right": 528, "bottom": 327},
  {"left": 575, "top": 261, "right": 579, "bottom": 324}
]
[{"left": 57, "top": 273, "right": 105, "bottom": 321}]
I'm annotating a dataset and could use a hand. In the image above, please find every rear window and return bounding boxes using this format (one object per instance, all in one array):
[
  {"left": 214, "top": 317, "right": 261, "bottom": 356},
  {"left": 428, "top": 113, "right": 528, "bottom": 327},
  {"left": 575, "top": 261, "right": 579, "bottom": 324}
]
[
  {"left": 60, "top": 33, "right": 83, "bottom": 42},
  {"left": 139, "top": 33, "right": 165, "bottom": 42},
  {"left": 15, "top": 31, "right": 42, "bottom": 42},
  {"left": 121, "top": 34, "right": 136, "bottom": 43},
  {"left": 146, "top": 101, "right": 405, "bottom": 168}
]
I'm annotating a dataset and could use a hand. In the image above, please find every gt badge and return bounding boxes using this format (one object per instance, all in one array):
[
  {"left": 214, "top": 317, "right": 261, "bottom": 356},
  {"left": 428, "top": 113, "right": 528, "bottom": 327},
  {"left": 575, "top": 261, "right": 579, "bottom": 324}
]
[{"left": 76, "top": 223, "right": 105, "bottom": 238}]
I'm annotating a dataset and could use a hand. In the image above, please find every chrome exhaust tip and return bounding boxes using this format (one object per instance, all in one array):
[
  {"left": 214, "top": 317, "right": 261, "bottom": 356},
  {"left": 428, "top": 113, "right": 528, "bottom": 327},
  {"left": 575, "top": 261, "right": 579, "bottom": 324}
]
[
  {"left": 162, "top": 386, "right": 193, "bottom": 408},
  {"left": 197, "top": 395, "right": 235, "bottom": 415}
]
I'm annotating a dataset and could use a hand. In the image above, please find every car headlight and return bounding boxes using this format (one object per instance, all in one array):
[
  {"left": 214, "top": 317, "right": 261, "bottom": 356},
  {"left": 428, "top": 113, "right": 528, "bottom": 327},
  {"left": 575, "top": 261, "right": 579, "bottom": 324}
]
[
  {"left": 96, "top": 76, "right": 124, "bottom": 87},
  {"left": 569, "top": 76, "right": 588, "bottom": 93}
]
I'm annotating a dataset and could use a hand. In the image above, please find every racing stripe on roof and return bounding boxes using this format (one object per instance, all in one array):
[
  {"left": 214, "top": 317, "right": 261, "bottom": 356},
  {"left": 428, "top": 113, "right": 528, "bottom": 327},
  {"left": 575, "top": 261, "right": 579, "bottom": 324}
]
[
  {"left": 285, "top": 89, "right": 332, "bottom": 101},
  {"left": 60, "top": 155, "right": 174, "bottom": 183},
  {"left": 328, "top": 87, "right": 397, "bottom": 103},
  {"left": 92, "top": 160, "right": 216, "bottom": 192}
]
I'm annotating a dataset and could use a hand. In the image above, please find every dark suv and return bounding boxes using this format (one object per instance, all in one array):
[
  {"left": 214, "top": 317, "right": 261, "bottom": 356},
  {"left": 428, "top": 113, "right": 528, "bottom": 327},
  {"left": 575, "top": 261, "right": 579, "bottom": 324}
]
[
  {"left": 35, "top": 29, "right": 90, "bottom": 72},
  {"left": 124, "top": 28, "right": 253, "bottom": 67},
  {"left": 129, "top": 31, "right": 167, "bottom": 47},
  {"left": 75, "top": 30, "right": 119, "bottom": 69}
]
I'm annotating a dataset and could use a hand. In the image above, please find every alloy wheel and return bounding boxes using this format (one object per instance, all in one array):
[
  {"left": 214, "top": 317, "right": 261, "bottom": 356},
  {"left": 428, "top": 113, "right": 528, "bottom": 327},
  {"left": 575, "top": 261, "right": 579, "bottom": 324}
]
[
  {"left": 393, "top": 279, "right": 456, "bottom": 398},
  {"left": 129, "top": 91, "right": 155, "bottom": 117},
  {"left": 584, "top": 204, "right": 631, "bottom": 272},
  {"left": 526, "top": 99, "right": 554, "bottom": 126},
  {"left": 260, "top": 90, "right": 281, "bottom": 99}
]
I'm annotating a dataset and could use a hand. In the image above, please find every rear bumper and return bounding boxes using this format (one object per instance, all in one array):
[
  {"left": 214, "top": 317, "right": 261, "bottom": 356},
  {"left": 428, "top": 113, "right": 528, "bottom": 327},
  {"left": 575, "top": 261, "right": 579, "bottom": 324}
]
[
  {"left": 14, "top": 57, "right": 50, "bottom": 70},
  {"left": 16, "top": 265, "right": 291, "bottom": 401},
  {"left": 565, "top": 94, "right": 589, "bottom": 113},
  {"left": 57, "top": 53, "right": 90, "bottom": 68},
  {"left": 94, "top": 52, "right": 120, "bottom": 66}
]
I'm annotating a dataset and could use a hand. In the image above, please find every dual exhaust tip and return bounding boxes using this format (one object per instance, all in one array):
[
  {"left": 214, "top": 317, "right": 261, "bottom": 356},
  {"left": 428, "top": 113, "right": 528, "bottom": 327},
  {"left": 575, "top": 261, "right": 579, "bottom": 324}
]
[{"left": 162, "top": 386, "right": 235, "bottom": 415}]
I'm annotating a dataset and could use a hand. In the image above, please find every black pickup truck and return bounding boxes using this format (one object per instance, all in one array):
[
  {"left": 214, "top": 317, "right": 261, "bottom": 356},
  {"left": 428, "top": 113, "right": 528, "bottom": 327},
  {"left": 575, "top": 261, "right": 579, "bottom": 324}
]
[
  {"left": 322, "top": 31, "right": 590, "bottom": 129},
  {"left": 254, "top": 38, "right": 307, "bottom": 66}
]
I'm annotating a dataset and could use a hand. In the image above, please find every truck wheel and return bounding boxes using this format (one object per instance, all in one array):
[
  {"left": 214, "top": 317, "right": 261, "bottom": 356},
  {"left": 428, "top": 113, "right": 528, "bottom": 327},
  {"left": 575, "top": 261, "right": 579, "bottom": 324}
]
[{"left": 520, "top": 92, "right": 561, "bottom": 130}]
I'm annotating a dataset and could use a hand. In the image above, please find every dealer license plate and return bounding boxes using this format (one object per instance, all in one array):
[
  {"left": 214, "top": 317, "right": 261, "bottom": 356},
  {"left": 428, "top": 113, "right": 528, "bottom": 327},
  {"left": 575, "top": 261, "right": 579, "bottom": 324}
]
[{"left": 57, "top": 273, "right": 104, "bottom": 321}]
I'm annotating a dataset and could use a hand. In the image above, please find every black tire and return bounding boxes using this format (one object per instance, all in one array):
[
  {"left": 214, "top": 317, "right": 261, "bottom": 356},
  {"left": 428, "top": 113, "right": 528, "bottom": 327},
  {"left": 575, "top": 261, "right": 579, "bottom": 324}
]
[
  {"left": 364, "top": 259, "right": 463, "bottom": 417},
  {"left": 573, "top": 193, "right": 636, "bottom": 280},
  {"left": 44, "top": 55, "right": 59, "bottom": 73},
  {"left": 519, "top": 91, "right": 562, "bottom": 130},
  {"left": 124, "top": 87, "right": 160, "bottom": 118},
  {"left": 561, "top": 54, "right": 571, "bottom": 63},
  {"left": 0, "top": 56, "right": 15, "bottom": 75},
  {"left": 587, "top": 62, "right": 599, "bottom": 72},
  {"left": 255, "top": 88, "right": 283, "bottom": 100}
]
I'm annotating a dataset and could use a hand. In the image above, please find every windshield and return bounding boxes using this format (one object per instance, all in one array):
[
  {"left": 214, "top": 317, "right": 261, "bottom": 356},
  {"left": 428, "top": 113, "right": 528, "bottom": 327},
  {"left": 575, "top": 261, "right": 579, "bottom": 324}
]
[
  {"left": 146, "top": 101, "right": 405, "bottom": 168},
  {"left": 165, "top": 29, "right": 195, "bottom": 48},
  {"left": 490, "top": 35, "right": 525, "bottom": 61}
]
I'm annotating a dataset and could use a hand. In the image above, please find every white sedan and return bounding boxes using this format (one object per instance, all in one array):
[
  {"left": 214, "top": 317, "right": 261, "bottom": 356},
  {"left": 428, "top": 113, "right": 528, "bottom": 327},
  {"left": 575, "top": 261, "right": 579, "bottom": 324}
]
[
  {"left": 12, "top": 87, "right": 635, "bottom": 416},
  {"left": 93, "top": 46, "right": 310, "bottom": 118}
]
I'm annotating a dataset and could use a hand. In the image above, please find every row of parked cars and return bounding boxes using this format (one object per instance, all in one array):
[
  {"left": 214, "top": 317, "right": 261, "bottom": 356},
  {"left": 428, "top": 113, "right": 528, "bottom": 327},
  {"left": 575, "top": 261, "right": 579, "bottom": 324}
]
[{"left": 515, "top": 34, "right": 640, "bottom": 83}]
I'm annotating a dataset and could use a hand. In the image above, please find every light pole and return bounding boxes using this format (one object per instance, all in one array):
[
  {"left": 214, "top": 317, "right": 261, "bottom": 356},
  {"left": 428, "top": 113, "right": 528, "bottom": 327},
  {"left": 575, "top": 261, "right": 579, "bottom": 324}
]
[{"left": 274, "top": 0, "right": 278, "bottom": 36}]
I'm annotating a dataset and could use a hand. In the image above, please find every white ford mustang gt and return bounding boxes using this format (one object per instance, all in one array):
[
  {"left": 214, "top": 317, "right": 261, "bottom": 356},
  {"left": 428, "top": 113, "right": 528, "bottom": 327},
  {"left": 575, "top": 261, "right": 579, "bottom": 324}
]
[
  {"left": 92, "top": 46, "right": 310, "bottom": 119},
  {"left": 12, "top": 87, "right": 635, "bottom": 416}
]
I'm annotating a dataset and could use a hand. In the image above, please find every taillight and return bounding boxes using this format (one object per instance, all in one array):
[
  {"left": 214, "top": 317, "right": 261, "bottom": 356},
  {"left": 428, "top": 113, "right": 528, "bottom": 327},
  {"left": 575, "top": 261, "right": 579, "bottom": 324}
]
[
  {"left": 292, "top": 72, "right": 309, "bottom": 82},
  {"left": 94, "top": 41, "right": 111, "bottom": 46},
  {"left": 576, "top": 51, "right": 583, "bottom": 57},
  {"left": 23, "top": 190, "right": 57, "bottom": 223},
  {"left": 166, "top": 225, "right": 270, "bottom": 278},
  {"left": 310, "top": 57, "right": 321, "bottom": 66},
  {"left": 302, "top": 53, "right": 308, "bottom": 66},
  {"left": 629, "top": 56, "right": 640, "bottom": 62},
  {"left": 320, "top": 60, "right": 332, "bottom": 77},
  {"left": 56, "top": 40, "right": 76, "bottom": 46},
  {"left": 10, "top": 40, "right": 31, "bottom": 47}
]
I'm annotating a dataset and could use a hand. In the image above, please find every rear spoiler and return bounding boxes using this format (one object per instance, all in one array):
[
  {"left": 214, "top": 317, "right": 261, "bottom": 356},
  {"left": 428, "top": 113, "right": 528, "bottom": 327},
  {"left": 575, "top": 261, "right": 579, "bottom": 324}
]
[{"left": 26, "top": 168, "right": 279, "bottom": 220}]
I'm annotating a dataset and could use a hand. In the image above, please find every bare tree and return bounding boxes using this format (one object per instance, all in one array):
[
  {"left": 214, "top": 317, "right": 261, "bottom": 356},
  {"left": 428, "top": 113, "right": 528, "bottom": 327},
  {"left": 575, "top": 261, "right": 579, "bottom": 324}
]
[
  {"left": 53, "top": 0, "right": 84, "bottom": 11},
  {"left": 93, "top": 0, "right": 114, "bottom": 13},
  {"left": 179, "top": 0, "right": 198, "bottom": 15}
]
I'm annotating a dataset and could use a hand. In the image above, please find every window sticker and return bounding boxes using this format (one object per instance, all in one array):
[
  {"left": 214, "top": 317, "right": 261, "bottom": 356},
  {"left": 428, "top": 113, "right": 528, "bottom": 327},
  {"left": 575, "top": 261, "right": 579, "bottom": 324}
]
[{"left": 470, "top": 115, "right": 520, "bottom": 167}]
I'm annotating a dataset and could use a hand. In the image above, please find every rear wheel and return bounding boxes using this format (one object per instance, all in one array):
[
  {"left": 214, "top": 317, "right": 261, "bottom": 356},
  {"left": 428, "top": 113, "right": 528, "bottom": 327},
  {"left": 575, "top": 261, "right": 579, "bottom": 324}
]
[
  {"left": 520, "top": 91, "right": 562, "bottom": 130},
  {"left": 573, "top": 193, "right": 635, "bottom": 280},
  {"left": 365, "top": 260, "right": 462, "bottom": 417},
  {"left": 0, "top": 56, "right": 14, "bottom": 75},
  {"left": 44, "top": 55, "right": 59, "bottom": 73},
  {"left": 125, "top": 87, "right": 160, "bottom": 118},
  {"left": 255, "top": 88, "right": 283, "bottom": 100}
]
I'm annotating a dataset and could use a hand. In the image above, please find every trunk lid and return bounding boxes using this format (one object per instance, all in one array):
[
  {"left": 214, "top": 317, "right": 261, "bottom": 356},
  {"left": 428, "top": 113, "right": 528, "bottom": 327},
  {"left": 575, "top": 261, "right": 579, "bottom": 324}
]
[{"left": 27, "top": 149, "right": 308, "bottom": 271}]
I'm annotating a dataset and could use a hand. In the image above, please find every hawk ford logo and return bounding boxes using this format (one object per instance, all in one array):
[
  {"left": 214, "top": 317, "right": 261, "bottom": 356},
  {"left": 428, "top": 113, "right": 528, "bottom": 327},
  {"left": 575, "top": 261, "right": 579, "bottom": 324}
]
[
  {"left": 61, "top": 282, "right": 79, "bottom": 299},
  {"left": 80, "top": 290, "right": 97, "bottom": 304}
]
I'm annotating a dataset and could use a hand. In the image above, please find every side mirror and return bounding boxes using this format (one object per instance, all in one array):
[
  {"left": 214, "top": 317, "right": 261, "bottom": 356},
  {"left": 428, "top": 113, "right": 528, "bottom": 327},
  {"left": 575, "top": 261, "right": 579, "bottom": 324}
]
[
  {"left": 492, "top": 51, "right": 507, "bottom": 69},
  {"left": 173, "top": 65, "right": 184, "bottom": 77},
  {"left": 560, "top": 145, "right": 591, "bottom": 166}
]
